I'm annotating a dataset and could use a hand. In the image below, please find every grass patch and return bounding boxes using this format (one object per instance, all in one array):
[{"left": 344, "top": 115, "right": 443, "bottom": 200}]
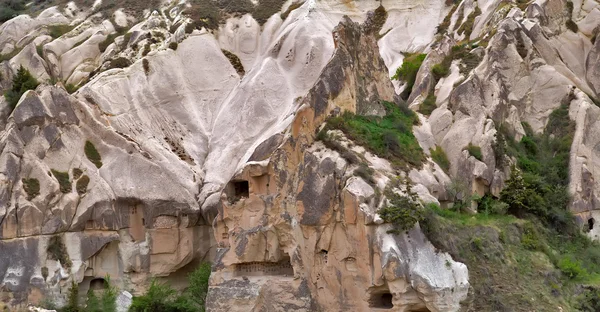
[
  {"left": 437, "top": 1, "right": 460, "bottom": 34},
  {"left": 84, "top": 141, "right": 103, "bottom": 168},
  {"left": 76, "top": 175, "right": 89, "bottom": 195},
  {"left": 457, "top": 6, "right": 481, "bottom": 38},
  {"left": 392, "top": 53, "right": 426, "bottom": 98},
  {"left": 22, "top": 178, "right": 40, "bottom": 200},
  {"left": 323, "top": 101, "right": 425, "bottom": 169},
  {"left": 51, "top": 169, "right": 71, "bottom": 193},
  {"left": 419, "top": 93, "right": 437, "bottom": 115},
  {"left": 65, "top": 83, "right": 79, "bottom": 94},
  {"left": 0, "top": 0, "right": 25, "bottom": 23},
  {"left": 221, "top": 49, "right": 245, "bottom": 77},
  {"left": 430, "top": 146, "right": 450, "bottom": 172},
  {"left": 47, "top": 24, "right": 74, "bottom": 39},
  {"left": 465, "top": 143, "right": 483, "bottom": 161},
  {"left": 316, "top": 130, "right": 362, "bottom": 165}
]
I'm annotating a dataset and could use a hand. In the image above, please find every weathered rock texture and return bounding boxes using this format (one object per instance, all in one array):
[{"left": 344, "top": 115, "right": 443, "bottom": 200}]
[{"left": 2, "top": 0, "right": 600, "bottom": 310}]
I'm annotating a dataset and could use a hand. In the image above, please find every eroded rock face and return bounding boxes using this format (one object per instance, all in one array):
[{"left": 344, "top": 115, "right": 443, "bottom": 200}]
[{"left": 207, "top": 18, "right": 469, "bottom": 312}]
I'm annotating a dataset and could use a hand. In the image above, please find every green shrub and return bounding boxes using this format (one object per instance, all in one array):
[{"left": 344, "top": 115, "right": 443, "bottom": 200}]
[
  {"left": 0, "top": 0, "right": 24, "bottom": 23},
  {"left": 431, "top": 63, "right": 450, "bottom": 80},
  {"left": 324, "top": 101, "right": 425, "bottom": 169},
  {"left": 252, "top": 0, "right": 286, "bottom": 25},
  {"left": 48, "top": 25, "right": 74, "bottom": 39},
  {"left": 65, "top": 84, "right": 79, "bottom": 94},
  {"left": 457, "top": 6, "right": 481, "bottom": 38},
  {"left": 354, "top": 164, "right": 376, "bottom": 186},
  {"left": 22, "top": 178, "right": 40, "bottom": 200},
  {"left": 4, "top": 65, "right": 39, "bottom": 109},
  {"left": 86, "top": 276, "right": 117, "bottom": 312},
  {"left": 221, "top": 49, "right": 245, "bottom": 76},
  {"left": 465, "top": 143, "right": 483, "bottom": 161},
  {"left": 476, "top": 194, "right": 508, "bottom": 215},
  {"left": 187, "top": 0, "right": 221, "bottom": 30},
  {"left": 378, "top": 179, "right": 424, "bottom": 234},
  {"left": 565, "top": 20, "right": 579, "bottom": 32},
  {"left": 108, "top": 57, "right": 131, "bottom": 69},
  {"left": 392, "top": 53, "right": 426, "bottom": 97},
  {"left": 419, "top": 93, "right": 437, "bottom": 115},
  {"left": 130, "top": 263, "right": 211, "bottom": 312},
  {"left": 143, "top": 59, "right": 150, "bottom": 75},
  {"left": 51, "top": 169, "right": 71, "bottom": 193},
  {"left": 437, "top": 2, "right": 459, "bottom": 34},
  {"left": 36, "top": 45, "right": 44, "bottom": 57},
  {"left": 430, "top": 146, "right": 450, "bottom": 172},
  {"left": 76, "top": 175, "right": 90, "bottom": 195},
  {"left": 168, "top": 42, "right": 178, "bottom": 50},
  {"left": 576, "top": 287, "right": 600, "bottom": 311},
  {"left": 73, "top": 168, "right": 83, "bottom": 180},
  {"left": 280, "top": 1, "right": 303, "bottom": 20},
  {"left": 558, "top": 256, "right": 587, "bottom": 279},
  {"left": 84, "top": 141, "right": 103, "bottom": 168},
  {"left": 47, "top": 235, "right": 71, "bottom": 268}
]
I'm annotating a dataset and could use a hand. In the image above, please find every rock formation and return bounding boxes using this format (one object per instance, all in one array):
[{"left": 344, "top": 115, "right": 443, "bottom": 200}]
[{"left": 1, "top": 0, "right": 600, "bottom": 311}]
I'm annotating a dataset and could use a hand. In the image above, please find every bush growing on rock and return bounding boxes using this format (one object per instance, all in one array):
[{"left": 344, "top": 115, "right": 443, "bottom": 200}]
[
  {"left": 419, "top": 93, "right": 437, "bottom": 116},
  {"left": 378, "top": 178, "right": 424, "bottom": 234},
  {"left": 465, "top": 143, "right": 483, "bottom": 161},
  {"left": 22, "top": 178, "right": 40, "bottom": 200},
  {"left": 430, "top": 146, "right": 450, "bottom": 172},
  {"left": 84, "top": 141, "right": 103, "bottom": 168},
  {"left": 0, "top": 0, "right": 24, "bottom": 23},
  {"left": 4, "top": 65, "right": 39, "bottom": 109},
  {"left": 392, "top": 53, "right": 426, "bottom": 98},
  {"left": 130, "top": 262, "right": 211, "bottom": 312}
]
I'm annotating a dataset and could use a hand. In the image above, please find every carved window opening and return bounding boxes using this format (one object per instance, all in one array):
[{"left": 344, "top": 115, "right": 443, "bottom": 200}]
[
  {"left": 226, "top": 180, "right": 249, "bottom": 203},
  {"left": 370, "top": 291, "right": 394, "bottom": 309},
  {"left": 89, "top": 278, "right": 107, "bottom": 291}
]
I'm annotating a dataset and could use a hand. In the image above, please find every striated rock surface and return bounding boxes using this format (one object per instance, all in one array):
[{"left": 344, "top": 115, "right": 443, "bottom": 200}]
[{"left": 2, "top": 0, "right": 600, "bottom": 310}]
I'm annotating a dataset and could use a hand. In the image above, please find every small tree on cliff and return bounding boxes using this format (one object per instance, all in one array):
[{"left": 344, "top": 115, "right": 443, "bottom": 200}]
[
  {"left": 378, "top": 178, "right": 424, "bottom": 234},
  {"left": 4, "top": 65, "right": 39, "bottom": 109}
]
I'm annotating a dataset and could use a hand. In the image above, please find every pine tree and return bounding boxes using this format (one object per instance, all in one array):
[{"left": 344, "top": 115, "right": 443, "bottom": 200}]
[{"left": 4, "top": 65, "right": 39, "bottom": 109}]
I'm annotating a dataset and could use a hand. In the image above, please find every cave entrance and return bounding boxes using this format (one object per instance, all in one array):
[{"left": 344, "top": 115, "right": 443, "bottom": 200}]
[
  {"left": 369, "top": 291, "right": 393, "bottom": 309},
  {"left": 589, "top": 218, "right": 595, "bottom": 231},
  {"left": 89, "top": 278, "right": 107, "bottom": 291},
  {"left": 225, "top": 180, "right": 249, "bottom": 203}
]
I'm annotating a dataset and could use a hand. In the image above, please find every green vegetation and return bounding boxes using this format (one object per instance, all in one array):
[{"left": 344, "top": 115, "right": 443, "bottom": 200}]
[
  {"left": 457, "top": 6, "right": 482, "bottom": 38},
  {"left": 84, "top": 141, "right": 103, "bottom": 168},
  {"left": 57, "top": 276, "right": 118, "bottom": 312},
  {"left": 187, "top": 0, "right": 221, "bottom": 31},
  {"left": 252, "top": 0, "right": 287, "bottom": 25},
  {"left": 48, "top": 25, "right": 75, "bottom": 39},
  {"left": 130, "top": 262, "right": 211, "bottom": 312},
  {"left": 322, "top": 101, "right": 425, "bottom": 169},
  {"left": 73, "top": 168, "right": 83, "bottom": 180},
  {"left": 221, "top": 50, "right": 245, "bottom": 77},
  {"left": 86, "top": 276, "right": 118, "bottom": 312},
  {"left": 22, "top": 178, "right": 40, "bottom": 200},
  {"left": 280, "top": 1, "right": 302, "bottom": 21},
  {"left": 465, "top": 143, "right": 483, "bottom": 161},
  {"left": 430, "top": 146, "right": 450, "bottom": 172},
  {"left": 392, "top": 53, "right": 426, "bottom": 98},
  {"left": 47, "top": 235, "right": 72, "bottom": 268},
  {"left": 315, "top": 130, "right": 362, "bottom": 165},
  {"left": 36, "top": 45, "right": 44, "bottom": 58},
  {"left": 566, "top": 1, "right": 579, "bottom": 33},
  {"left": 4, "top": 65, "right": 39, "bottom": 110},
  {"left": 143, "top": 59, "right": 150, "bottom": 76},
  {"left": 378, "top": 178, "right": 424, "bottom": 234},
  {"left": 418, "top": 94, "right": 437, "bottom": 115},
  {"left": 65, "top": 84, "right": 79, "bottom": 94},
  {"left": 0, "top": 0, "right": 24, "bottom": 23},
  {"left": 108, "top": 57, "right": 132, "bottom": 69},
  {"left": 437, "top": 2, "right": 459, "bottom": 34},
  {"left": 432, "top": 44, "right": 483, "bottom": 81},
  {"left": 51, "top": 169, "right": 71, "bottom": 193},
  {"left": 420, "top": 103, "right": 600, "bottom": 310},
  {"left": 76, "top": 175, "right": 90, "bottom": 195},
  {"left": 169, "top": 42, "right": 178, "bottom": 50},
  {"left": 354, "top": 164, "right": 376, "bottom": 186}
]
